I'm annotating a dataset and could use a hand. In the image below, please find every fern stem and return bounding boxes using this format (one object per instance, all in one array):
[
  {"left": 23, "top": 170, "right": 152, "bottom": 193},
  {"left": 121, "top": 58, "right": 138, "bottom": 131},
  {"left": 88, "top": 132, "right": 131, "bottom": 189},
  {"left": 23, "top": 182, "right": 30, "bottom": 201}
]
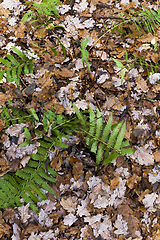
[{"left": 52, "top": 117, "right": 76, "bottom": 130}]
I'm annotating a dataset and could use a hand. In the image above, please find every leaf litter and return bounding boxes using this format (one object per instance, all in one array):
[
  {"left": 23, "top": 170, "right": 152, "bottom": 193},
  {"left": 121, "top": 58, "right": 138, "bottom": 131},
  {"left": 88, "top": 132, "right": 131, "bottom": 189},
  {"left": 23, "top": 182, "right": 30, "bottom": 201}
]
[{"left": 0, "top": 0, "right": 160, "bottom": 239}]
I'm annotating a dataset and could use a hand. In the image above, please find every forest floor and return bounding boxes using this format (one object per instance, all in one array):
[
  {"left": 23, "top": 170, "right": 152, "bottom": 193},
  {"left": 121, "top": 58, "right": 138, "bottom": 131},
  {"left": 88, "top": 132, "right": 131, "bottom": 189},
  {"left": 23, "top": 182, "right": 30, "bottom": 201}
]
[{"left": 0, "top": 0, "right": 160, "bottom": 239}]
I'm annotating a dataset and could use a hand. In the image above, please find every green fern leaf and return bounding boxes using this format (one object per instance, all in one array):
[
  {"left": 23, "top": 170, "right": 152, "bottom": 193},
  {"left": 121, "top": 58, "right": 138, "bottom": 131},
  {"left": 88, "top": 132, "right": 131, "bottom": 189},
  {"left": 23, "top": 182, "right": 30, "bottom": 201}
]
[
  {"left": 114, "top": 121, "right": 126, "bottom": 151},
  {"left": 73, "top": 104, "right": 86, "bottom": 127},
  {"left": 33, "top": 174, "right": 56, "bottom": 196},
  {"left": 86, "top": 106, "right": 96, "bottom": 145},
  {"left": 74, "top": 107, "right": 134, "bottom": 165},
  {"left": 0, "top": 58, "right": 12, "bottom": 68},
  {"left": 121, "top": 148, "right": 135, "bottom": 155},
  {"left": 12, "top": 47, "right": 29, "bottom": 61},
  {"left": 29, "top": 181, "right": 47, "bottom": 200},
  {"left": 22, "top": 12, "right": 33, "bottom": 22},
  {"left": 0, "top": 47, "right": 34, "bottom": 84},
  {"left": 96, "top": 114, "right": 113, "bottom": 164},
  {"left": 90, "top": 108, "right": 103, "bottom": 154},
  {"left": 102, "top": 152, "right": 119, "bottom": 165},
  {"left": 28, "top": 108, "right": 39, "bottom": 122},
  {"left": 21, "top": 191, "right": 39, "bottom": 213}
]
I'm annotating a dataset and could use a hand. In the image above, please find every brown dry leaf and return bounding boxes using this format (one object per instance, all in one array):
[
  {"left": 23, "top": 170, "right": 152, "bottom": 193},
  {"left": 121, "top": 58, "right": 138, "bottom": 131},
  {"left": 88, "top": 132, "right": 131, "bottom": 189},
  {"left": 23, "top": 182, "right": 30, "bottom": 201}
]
[
  {"left": 43, "top": 53, "right": 56, "bottom": 69},
  {"left": 52, "top": 102, "right": 65, "bottom": 114},
  {"left": 0, "top": 92, "right": 11, "bottom": 106},
  {"left": 50, "top": 149, "right": 63, "bottom": 171},
  {"left": 72, "top": 162, "right": 84, "bottom": 180},
  {"left": 0, "top": 118, "right": 6, "bottom": 131},
  {"left": 0, "top": 8, "right": 10, "bottom": 18},
  {"left": 23, "top": 222, "right": 40, "bottom": 235},
  {"left": 90, "top": 29, "right": 99, "bottom": 43},
  {"left": 60, "top": 196, "right": 77, "bottom": 213},
  {"left": 121, "top": 2, "right": 136, "bottom": 10},
  {"left": 0, "top": 211, "right": 11, "bottom": 237},
  {"left": 112, "top": 101, "right": 123, "bottom": 110},
  {"left": 35, "top": 86, "right": 56, "bottom": 101},
  {"left": 138, "top": 189, "right": 150, "bottom": 202},
  {"left": 25, "top": 100, "right": 40, "bottom": 110},
  {"left": 0, "top": 223, "right": 11, "bottom": 238},
  {"left": 135, "top": 76, "right": 148, "bottom": 92},
  {"left": 38, "top": 71, "right": 54, "bottom": 88},
  {"left": 107, "top": 39, "right": 117, "bottom": 50},
  {"left": 116, "top": 204, "right": 140, "bottom": 238},
  {"left": 48, "top": 213, "right": 61, "bottom": 224},
  {"left": 3, "top": 208, "right": 16, "bottom": 223},
  {"left": 151, "top": 52, "right": 160, "bottom": 63},
  {"left": 15, "top": 22, "right": 26, "bottom": 38},
  {"left": 43, "top": 97, "right": 65, "bottom": 114},
  {"left": 68, "top": 156, "right": 81, "bottom": 165},
  {"left": 53, "top": 67, "right": 75, "bottom": 79},
  {"left": 117, "top": 47, "right": 126, "bottom": 58},
  {"left": 78, "top": 29, "right": 89, "bottom": 39},
  {"left": 0, "top": 157, "right": 12, "bottom": 173},
  {"left": 152, "top": 83, "right": 160, "bottom": 93},
  {"left": 127, "top": 174, "right": 141, "bottom": 189},
  {"left": 30, "top": 40, "right": 45, "bottom": 55},
  {"left": 152, "top": 229, "right": 160, "bottom": 240},
  {"left": 103, "top": 94, "right": 116, "bottom": 110},
  {"left": 110, "top": 177, "right": 119, "bottom": 190},
  {"left": 69, "top": 226, "right": 80, "bottom": 235},
  {"left": 90, "top": 0, "right": 106, "bottom": 4},
  {"left": 154, "top": 149, "right": 160, "bottom": 162},
  {"left": 34, "top": 28, "right": 48, "bottom": 39},
  {"left": 138, "top": 33, "right": 158, "bottom": 43}
]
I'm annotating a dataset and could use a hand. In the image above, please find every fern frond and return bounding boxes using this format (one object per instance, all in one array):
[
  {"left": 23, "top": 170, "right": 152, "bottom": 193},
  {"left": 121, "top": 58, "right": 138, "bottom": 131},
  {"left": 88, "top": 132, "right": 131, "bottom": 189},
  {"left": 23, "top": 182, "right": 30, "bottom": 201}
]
[
  {"left": 73, "top": 104, "right": 86, "bottom": 127},
  {"left": 0, "top": 47, "right": 33, "bottom": 85},
  {"left": 0, "top": 47, "right": 34, "bottom": 84},
  {"left": 114, "top": 7, "right": 160, "bottom": 35},
  {"left": 0, "top": 128, "right": 58, "bottom": 213},
  {"left": 86, "top": 106, "right": 96, "bottom": 145},
  {"left": 22, "top": 0, "right": 60, "bottom": 29},
  {"left": 74, "top": 107, "right": 134, "bottom": 165}
]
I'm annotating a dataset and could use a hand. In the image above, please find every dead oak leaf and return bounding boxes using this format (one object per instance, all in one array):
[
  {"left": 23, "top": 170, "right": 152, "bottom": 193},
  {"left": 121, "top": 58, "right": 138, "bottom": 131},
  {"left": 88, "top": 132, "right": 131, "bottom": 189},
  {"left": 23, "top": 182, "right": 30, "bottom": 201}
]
[
  {"left": 15, "top": 22, "right": 25, "bottom": 38},
  {"left": 34, "top": 27, "right": 48, "bottom": 39},
  {"left": 18, "top": 203, "right": 31, "bottom": 223},
  {"left": 0, "top": 8, "right": 10, "bottom": 18},
  {"left": 63, "top": 213, "right": 77, "bottom": 226},
  {"left": 135, "top": 76, "right": 148, "bottom": 92},
  {"left": 68, "top": 156, "right": 81, "bottom": 166},
  {"left": 77, "top": 197, "right": 90, "bottom": 217},
  {"left": 0, "top": 118, "right": 6, "bottom": 131},
  {"left": 53, "top": 67, "right": 75, "bottom": 79},
  {"left": 151, "top": 52, "right": 160, "bottom": 63},
  {"left": 0, "top": 223, "right": 11, "bottom": 238},
  {"left": 138, "top": 32, "right": 158, "bottom": 43},
  {"left": 38, "top": 71, "right": 54, "bottom": 88},
  {"left": 110, "top": 177, "right": 119, "bottom": 190},
  {"left": 52, "top": 102, "right": 65, "bottom": 114},
  {"left": 60, "top": 196, "right": 77, "bottom": 213},
  {"left": 130, "top": 146, "right": 154, "bottom": 165},
  {"left": 154, "top": 149, "right": 160, "bottom": 162},
  {"left": 0, "top": 92, "right": 11, "bottom": 106},
  {"left": 0, "top": 211, "right": 11, "bottom": 237},
  {"left": 127, "top": 174, "right": 141, "bottom": 189},
  {"left": 0, "top": 157, "right": 12, "bottom": 174},
  {"left": 72, "top": 162, "right": 84, "bottom": 180},
  {"left": 50, "top": 149, "right": 63, "bottom": 171}
]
